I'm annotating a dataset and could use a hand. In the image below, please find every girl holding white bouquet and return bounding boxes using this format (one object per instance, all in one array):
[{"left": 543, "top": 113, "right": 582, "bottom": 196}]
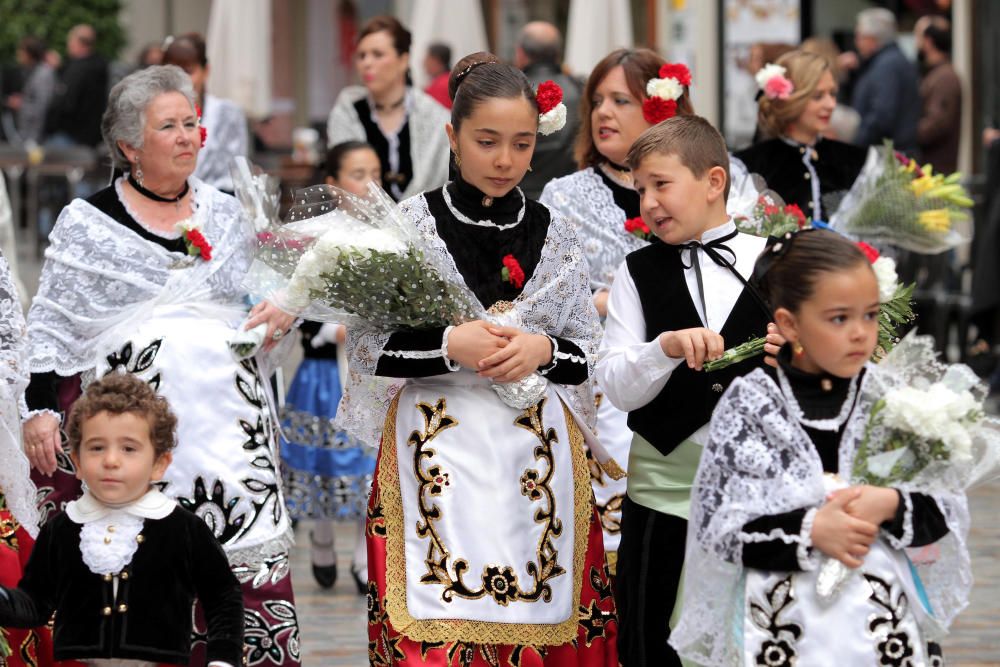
[
  {"left": 340, "top": 53, "right": 618, "bottom": 664},
  {"left": 672, "top": 228, "right": 980, "bottom": 666}
]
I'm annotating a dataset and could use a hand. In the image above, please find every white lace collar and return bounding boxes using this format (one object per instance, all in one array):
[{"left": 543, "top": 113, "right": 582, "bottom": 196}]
[
  {"left": 113, "top": 176, "right": 195, "bottom": 240},
  {"left": 66, "top": 488, "right": 176, "bottom": 524}
]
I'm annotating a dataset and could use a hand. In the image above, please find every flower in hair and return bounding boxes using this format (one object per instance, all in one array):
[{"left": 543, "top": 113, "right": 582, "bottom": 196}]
[
  {"left": 195, "top": 105, "right": 207, "bottom": 147},
  {"left": 642, "top": 97, "right": 678, "bottom": 124},
  {"left": 642, "top": 62, "right": 690, "bottom": 124},
  {"left": 755, "top": 63, "right": 794, "bottom": 100},
  {"left": 658, "top": 63, "right": 691, "bottom": 86},
  {"left": 536, "top": 80, "right": 567, "bottom": 136}
]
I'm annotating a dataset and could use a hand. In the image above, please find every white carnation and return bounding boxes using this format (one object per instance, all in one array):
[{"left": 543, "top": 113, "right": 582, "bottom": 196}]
[
  {"left": 881, "top": 382, "right": 978, "bottom": 461},
  {"left": 646, "top": 76, "right": 684, "bottom": 101},
  {"left": 538, "top": 103, "right": 567, "bottom": 136},
  {"left": 755, "top": 63, "right": 788, "bottom": 91},
  {"left": 872, "top": 257, "right": 899, "bottom": 303}
]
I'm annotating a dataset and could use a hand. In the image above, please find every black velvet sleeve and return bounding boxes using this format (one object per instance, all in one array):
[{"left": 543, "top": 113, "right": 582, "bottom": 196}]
[
  {"left": 0, "top": 523, "right": 56, "bottom": 628},
  {"left": 740, "top": 509, "right": 808, "bottom": 571},
  {"left": 375, "top": 327, "right": 451, "bottom": 378},
  {"left": 539, "top": 336, "right": 589, "bottom": 385},
  {"left": 189, "top": 516, "right": 245, "bottom": 665},
  {"left": 882, "top": 490, "right": 950, "bottom": 547},
  {"left": 25, "top": 372, "right": 61, "bottom": 412}
]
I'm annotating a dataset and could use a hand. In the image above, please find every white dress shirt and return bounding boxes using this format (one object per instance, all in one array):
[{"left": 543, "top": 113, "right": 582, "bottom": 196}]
[{"left": 597, "top": 221, "right": 767, "bottom": 413}]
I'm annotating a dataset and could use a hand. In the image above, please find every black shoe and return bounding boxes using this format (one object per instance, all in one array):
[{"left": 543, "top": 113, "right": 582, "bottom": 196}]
[
  {"left": 350, "top": 564, "right": 367, "bottom": 595},
  {"left": 310, "top": 531, "right": 337, "bottom": 589},
  {"left": 312, "top": 561, "right": 337, "bottom": 589}
]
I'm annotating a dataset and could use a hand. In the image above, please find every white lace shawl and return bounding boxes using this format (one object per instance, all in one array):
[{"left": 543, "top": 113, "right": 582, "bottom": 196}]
[
  {"left": 540, "top": 161, "right": 762, "bottom": 293},
  {"left": 0, "top": 249, "right": 36, "bottom": 537},
  {"left": 337, "top": 193, "right": 602, "bottom": 448},
  {"left": 539, "top": 168, "right": 646, "bottom": 292},
  {"left": 26, "top": 178, "right": 256, "bottom": 377},
  {"left": 326, "top": 85, "right": 451, "bottom": 200},
  {"left": 672, "top": 365, "right": 972, "bottom": 666}
]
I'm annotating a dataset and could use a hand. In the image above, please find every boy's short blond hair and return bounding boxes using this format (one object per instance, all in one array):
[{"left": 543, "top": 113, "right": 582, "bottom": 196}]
[{"left": 625, "top": 115, "right": 731, "bottom": 200}]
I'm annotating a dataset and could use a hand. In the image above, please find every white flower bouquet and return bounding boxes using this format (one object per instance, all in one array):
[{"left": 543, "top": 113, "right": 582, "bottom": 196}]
[
  {"left": 815, "top": 333, "right": 1000, "bottom": 600},
  {"left": 242, "top": 182, "right": 480, "bottom": 330}
]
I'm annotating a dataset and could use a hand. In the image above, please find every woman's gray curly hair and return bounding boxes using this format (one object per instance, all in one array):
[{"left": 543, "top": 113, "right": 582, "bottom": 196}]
[{"left": 101, "top": 64, "right": 196, "bottom": 170}]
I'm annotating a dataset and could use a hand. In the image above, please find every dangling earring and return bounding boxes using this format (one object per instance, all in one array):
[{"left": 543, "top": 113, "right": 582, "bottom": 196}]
[
  {"left": 453, "top": 151, "right": 461, "bottom": 168},
  {"left": 792, "top": 341, "right": 804, "bottom": 357},
  {"left": 133, "top": 157, "right": 144, "bottom": 187},
  {"left": 527, "top": 165, "right": 533, "bottom": 172}
]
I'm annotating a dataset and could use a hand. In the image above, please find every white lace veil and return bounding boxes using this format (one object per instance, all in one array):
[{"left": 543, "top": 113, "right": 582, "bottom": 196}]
[{"left": 337, "top": 192, "right": 602, "bottom": 448}]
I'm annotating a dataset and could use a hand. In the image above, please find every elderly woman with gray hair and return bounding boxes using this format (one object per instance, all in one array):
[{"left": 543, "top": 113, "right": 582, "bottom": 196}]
[{"left": 21, "top": 65, "right": 301, "bottom": 667}]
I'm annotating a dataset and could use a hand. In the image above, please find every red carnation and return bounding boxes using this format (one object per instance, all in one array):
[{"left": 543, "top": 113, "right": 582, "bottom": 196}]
[
  {"left": 658, "top": 62, "right": 692, "bottom": 86},
  {"left": 856, "top": 241, "right": 880, "bottom": 264},
  {"left": 763, "top": 204, "right": 779, "bottom": 216},
  {"left": 642, "top": 97, "right": 677, "bottom": 124},
  {"left": 183, "top": 228, "right": 213, "bottom": 261},
  {"left": 784, "top": 203, "right": 807, "bottom": 228},
  {"left": 624, "top": 216, "right": 651, "bottom": 239},
  {"left": 501, "top": 254, "right": 525, "bottom": 289},
  {"left": 535, "top": 80, "right": 563, "bottom": 115},
  {"left": 195, "top": 104, "right": 207, "bottom": 147}
]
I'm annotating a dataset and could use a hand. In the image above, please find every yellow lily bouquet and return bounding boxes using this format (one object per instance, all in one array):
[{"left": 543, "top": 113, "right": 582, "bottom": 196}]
[{"left": 831, "top": 141, "right": 972, "bottom": 254}]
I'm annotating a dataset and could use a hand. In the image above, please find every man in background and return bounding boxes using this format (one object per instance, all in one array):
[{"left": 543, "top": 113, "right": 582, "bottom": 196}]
[
  {"left": 45, "top": 24, "right": 108, "bottom": 147},
  {"left": 915, "top": 15, "right": 961, "bottom": 173},
  {"left": 514, "top": 21, "right": 582, "bottom": 199},
  {"left": 849, "top": 8, "right": 920, "bottom": 153}
]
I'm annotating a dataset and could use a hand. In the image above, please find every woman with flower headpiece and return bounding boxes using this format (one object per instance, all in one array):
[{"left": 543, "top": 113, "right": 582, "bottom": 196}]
[
  {"left": 327, "top": 15, "right": 451, "bottom": 202},
  {"left": 539, "top": 49, "right": 761, "bottom": 587},
  {"left": 342, "top": 51, "right": 617, "bottom": 664},
  {"left": 22, "top": 66, "right": 301, "bottom": 666},
  {"left": 733, "top": 50, "right": 871, "bottom": 222}
]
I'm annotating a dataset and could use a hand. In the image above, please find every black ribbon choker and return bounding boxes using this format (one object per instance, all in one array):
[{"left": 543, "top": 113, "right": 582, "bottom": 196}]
[{"left": 127, "top": 174, "right": 189, "bottom": 203}]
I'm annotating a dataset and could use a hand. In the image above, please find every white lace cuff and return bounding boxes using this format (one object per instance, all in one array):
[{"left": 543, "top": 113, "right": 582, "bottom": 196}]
[
  {"left": 441, "top": 326, "right": 460, "bottom": 372},
  {"left": 22, "top": 408, "right": 61, "bottom": 425},
  {"left": 797, "top": 507, "right": 821, "bottom": 571},
  {"left": 883, "top": 490, "right": 914, "bottom": 550}
]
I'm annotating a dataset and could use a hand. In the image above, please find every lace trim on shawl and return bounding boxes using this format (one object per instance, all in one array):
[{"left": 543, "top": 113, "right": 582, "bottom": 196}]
[
  {"left": 337, "top": 192, "right": 601, "bottom": 448},
  {"left": 378, "top": 394, "right": 592, "bottom": 645},
  {"left": 26, "top": 178, "right": 255, "bottom": 377}
]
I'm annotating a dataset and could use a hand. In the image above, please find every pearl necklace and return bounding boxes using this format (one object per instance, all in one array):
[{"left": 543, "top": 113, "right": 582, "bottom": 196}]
[{"left": 442, "top": 182, "right": 526, "bottom": 230}]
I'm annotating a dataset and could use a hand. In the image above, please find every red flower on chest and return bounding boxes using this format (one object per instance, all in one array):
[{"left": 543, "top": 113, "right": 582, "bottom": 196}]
[{"left": 501, "top": 254, "right": 526, "bottom": 289}]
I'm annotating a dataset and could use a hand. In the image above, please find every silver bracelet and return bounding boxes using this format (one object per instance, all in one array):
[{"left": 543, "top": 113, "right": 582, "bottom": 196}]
[{"left": 441, "top": 325, "right": 461, "bottom": 372}]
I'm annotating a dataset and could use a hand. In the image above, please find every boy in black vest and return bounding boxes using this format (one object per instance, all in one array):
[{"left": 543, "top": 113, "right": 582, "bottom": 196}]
[{"left": 596, "top": 115, "right": 782, "bottom": 666}]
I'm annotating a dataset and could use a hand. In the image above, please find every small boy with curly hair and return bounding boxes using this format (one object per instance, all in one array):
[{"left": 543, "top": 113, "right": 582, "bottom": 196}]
[{"left": 0, "top": 373, "right": 245, "bottom": 666}]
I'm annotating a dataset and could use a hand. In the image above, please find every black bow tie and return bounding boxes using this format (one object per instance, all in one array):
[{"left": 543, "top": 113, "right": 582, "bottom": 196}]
[{"left": 678, "top": 229, "right": 739, "bottom": 270}]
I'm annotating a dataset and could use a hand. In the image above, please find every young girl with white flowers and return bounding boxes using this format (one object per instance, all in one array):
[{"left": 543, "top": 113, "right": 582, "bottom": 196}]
[
  {"left": 671, "top": 229, "right": 968, "bottom": 667},
  {"left": 331, "top": 52, "right": 618, "bottom": 665}
]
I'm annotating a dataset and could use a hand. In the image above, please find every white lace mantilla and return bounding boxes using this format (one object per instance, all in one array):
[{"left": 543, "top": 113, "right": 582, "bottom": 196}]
[
  {"left": 338, "top": 193, "right": 602, "bottom": 449},
  {"left": 0, "top": 249, "right": 36, "bottom": 537},
  {"left": 672, "top": 361, "right": 972, "bottom": 666}
]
